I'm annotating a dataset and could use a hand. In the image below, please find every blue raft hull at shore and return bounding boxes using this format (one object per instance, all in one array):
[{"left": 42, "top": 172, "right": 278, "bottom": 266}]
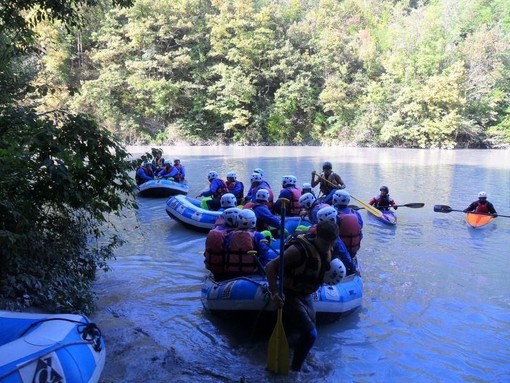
[
  {"left": 166, "top": 195, "right": 221, "bottom": 232},
  {"left": 0, "top": 311, "right": 105, "bottom": 383},
  {"left": 137, "top": 179, "right": 189, "bottom": 198}
]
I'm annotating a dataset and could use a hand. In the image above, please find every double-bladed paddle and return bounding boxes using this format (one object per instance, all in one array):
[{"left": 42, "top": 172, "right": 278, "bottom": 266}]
[
  {"left": 267, "top": 198, "right": 290, "bottom": 375},
  {"left": 312, "top": 173, "right": 383, "bottom": 218},
  {"left": 349, "top": 203, "right": 425, "bottom": 210},
  {"left": 433, "top": 204, "right": 508, "bottom": 218}
]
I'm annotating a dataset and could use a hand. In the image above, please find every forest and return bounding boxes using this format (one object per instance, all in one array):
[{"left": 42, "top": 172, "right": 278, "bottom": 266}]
[{"left": 19, "top": 0, "right": 510, "bottom": 148}]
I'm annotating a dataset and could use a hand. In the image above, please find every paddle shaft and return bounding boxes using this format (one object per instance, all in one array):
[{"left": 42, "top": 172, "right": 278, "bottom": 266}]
[
  {"left": 350, "top": 203, "right": 424, "bottom": 210},
  {"left": 444, "top": 208, "right": 508, "bottom": 218}
]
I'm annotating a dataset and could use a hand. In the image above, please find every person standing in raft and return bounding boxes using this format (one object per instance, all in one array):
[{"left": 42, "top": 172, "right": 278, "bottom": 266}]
[
  {"left": 463, "top": 191, "right": 497, "bottom": 216},
  {"left": 266, "top": 220, "right": 339, "bottom": 372},
  {"left": 311, "top": 161, "right": 346, "bottom": 204}
]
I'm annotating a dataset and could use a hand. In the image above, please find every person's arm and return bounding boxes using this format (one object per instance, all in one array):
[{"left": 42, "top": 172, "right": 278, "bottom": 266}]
[
  {"left": 369, "top": 197, "right": 376, "bottom": 206},
  {"left": 311, "top": 171, "right": 320, "bottom": 187},
  {"left": 333, "top": 239, "right": 357, "bottom": 273},
  {"left": 463, "top": 202, "right": 476, "bottom": 212},
  {"left": 390, "top": 198, "right": 397, "bottom": 209},
  {"left": 259, "top": 206, "right": 281, "bottom": 228},
  {"left": 335, "top": 173, "right": 346, "bottom": 189},
  {"left": 488, "top": 202, "right": 497, "bottom": 215}
]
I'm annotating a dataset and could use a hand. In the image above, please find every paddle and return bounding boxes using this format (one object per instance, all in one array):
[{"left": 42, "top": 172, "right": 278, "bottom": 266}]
[
  {"left": 267, "top": 198, "right": 290, "bottom": 375},
  {"left": 349, "top": 203, "right": 425, "bottom": 210},
  {"left": 312, "top": 173, "right": 383, "bottom": 218},
  {"left": 434, "top": 205, "right": 507, "bottom": 218}
]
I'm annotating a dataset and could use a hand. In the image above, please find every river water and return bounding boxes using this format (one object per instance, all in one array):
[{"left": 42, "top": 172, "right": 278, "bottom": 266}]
[{"left": 92, "top": 147, "right": 510, "bottom": 383}]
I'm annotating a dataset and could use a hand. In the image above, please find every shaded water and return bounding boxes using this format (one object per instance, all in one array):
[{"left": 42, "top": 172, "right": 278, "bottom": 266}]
[{"left": 92, "top": 147, "right": 510, "bottom": 382}]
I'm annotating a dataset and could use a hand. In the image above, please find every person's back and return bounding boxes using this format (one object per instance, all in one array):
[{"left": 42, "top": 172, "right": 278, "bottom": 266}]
[
  {"left": 248, "top": 189, "right": 281, "bottom": 233},
  {"left": 274, "top": 175, "right": 301, "bottom": 216},
  {"left": 332, "top": 190, "right": 363, "bottom": 258},
  {"left": 135, "top": 163, "right": 154, "bottom": 185}
]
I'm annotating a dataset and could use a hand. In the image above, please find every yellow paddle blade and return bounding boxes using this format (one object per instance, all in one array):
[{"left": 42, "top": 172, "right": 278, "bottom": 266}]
[
  {"left": 350, "top": 195, "right": 383, "bottom": 218},
  {"left": 267, "top": 309, "right": 289, "bottom": 375}
]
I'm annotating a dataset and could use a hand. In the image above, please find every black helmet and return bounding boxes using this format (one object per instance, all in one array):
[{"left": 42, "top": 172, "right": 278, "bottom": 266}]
[
  {"left": 380, "top": 186, "right": 389, "bottom": 192},
  {"left": 322, "top": 161, "right": 332, "bottom": 169}
]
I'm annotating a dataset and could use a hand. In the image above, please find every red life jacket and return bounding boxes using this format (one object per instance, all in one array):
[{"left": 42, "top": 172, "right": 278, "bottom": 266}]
[
  {"left": 475, "top": 202, "right": 490, "bottom": 213},
  {"left": 337, "top": 212, "right": 362, "bottom": 256},
  {"left": 225, "top": 230, "right": 258, "bottom": 276},
  {"left": 204, "top": 228, "right": 230, "bottom": 276},
  {"left": 287, "top": 186, "right": 302, "bottom": 216},
  {"left": 213, "top": 179, "right": 229, "bottom": 198}
]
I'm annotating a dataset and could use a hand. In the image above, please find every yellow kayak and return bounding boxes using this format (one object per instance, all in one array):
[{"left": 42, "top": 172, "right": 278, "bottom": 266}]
[{"left": 466, "top": 212, "right": 494, "bottom": 228}]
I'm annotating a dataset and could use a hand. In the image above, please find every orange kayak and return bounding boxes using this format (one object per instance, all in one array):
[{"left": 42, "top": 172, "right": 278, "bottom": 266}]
[{"left": 466, "top": 212, "right": 494, "bottom": 228}]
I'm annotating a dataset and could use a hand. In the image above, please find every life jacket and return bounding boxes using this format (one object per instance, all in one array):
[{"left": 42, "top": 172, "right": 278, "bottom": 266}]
[
  {"left": 174, "top": 164, "right": 184, "bottom": 181},
  {"left": 475, "top": 202, "right": 490, "bottom": 213},
  {"left": 286, "top": 186, "right": 302, "bottom": 216},
  {"left": 243, "top": 202, "right": 256, "bottom": 210},
  {"left": 372, "top": 195, "right": 394, "bottom": 210},
  {"left": 319, "top": 171, "right": 340, "bottom": 194},
  {"left": 224, "top": 230, "right": 258, "bottom": 276},
  {"left": 204, "top": 228, "right": 231, "bottom": 276},
  {"left": 283, "top": 234, "right": 330, "bottom": 294},
  {"left": 213, "top": 179, "right": 229, "bottom": 198},
  {"left": 337, "top": 211, "right": 362, "bottom": 256}
]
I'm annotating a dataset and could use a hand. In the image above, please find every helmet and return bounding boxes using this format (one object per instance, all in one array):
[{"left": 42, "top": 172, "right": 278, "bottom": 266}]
[
  {"left": 322, "top": 161, "right": 332, "bottom": 169},
  {"left": 302, "top": 182, "right": 312, "bottom": 190},
  {"left": 173, "top": 158, "right": 180, "bottom": 163},
  {"left": 317, "top": 206, "right": 337, "bottom": 223},
  {"left": 299, "top": 193, "right": 316, "bottom": 209},
  {"left": 220, "top": 193, "right": 237, "bottom": 208},
  {"left": 478, "top": 191, "right": 487, "bottom": 198},
  {"left": 253, "top": 168, "right": 264, "bottom": 177},
  {"left": 332, "top": 190, "right": 351, "bottom": 207},
  {"left": 164, "top": 160, "right": 172, "bottom": 165},
  {"left": 323, "top": 259, "right": 347, "bottom": 285},
  {"left": 226, "top": 171, "right": 237, "bottom": 180},
  {"left": 207, "top": 171, "right": 219, "bottom": 181},
  {"left": 282, "top": 175, "right": 297, "bottom": 187},
  {"left": 255, "top": 189, "right": 270, "bottom": 202},
  {"left": 222, "top": 208, "right": 241, "bottom": 228},
  {"left": 250, "top": 173, "right": 263, "bottom": 183},
  {"left": 380, "top": 186, "right": 389, "bottom": 192},
  {"left": 238, "top": 209, "right": 257, "bottom": 229}
]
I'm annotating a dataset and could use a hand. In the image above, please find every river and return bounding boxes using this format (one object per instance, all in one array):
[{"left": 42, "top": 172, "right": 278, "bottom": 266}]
[{"left": 91, "top": 147, "right": 510, "bottom": 383}]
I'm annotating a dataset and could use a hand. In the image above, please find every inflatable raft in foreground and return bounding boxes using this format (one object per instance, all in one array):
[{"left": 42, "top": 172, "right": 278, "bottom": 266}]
[
  {"left": 201, "top": 273, "right": 363, "bottom": 320},
  {"left": 0, "top": 311, "right": 105, "bottom": 383},
  {"left": 166, "top": 195, "right": 221, "bottom": 232}
]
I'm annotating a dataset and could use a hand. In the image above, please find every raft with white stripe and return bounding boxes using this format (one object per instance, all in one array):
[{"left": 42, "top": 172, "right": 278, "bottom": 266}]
[{"left": 137, "top": 179, "right": 189, "bottom": 198}]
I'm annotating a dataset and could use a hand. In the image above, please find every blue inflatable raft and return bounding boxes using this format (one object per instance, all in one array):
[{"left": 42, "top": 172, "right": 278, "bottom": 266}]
[
  {"left": 0, "top": 310, "right": 105, "bottom": 383},
  {"left": 166, "top": 195, "right": 221, "bottom": 232},
  {"left": 137, "top": 179, "right": 189, "bottom": 198}
]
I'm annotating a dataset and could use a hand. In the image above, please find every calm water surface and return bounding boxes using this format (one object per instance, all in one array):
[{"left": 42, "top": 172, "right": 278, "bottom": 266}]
[{"left": 93, "top": 147, "right": 510, "bottom": 383}]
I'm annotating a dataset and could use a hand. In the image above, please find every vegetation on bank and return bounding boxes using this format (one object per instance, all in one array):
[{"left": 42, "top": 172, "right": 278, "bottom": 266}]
[
  {"left": 30, "top": 0, "right": 510, "bottom": 148},
  {"left": 0, "top": 0, "right": 136, "bottom": 314}
]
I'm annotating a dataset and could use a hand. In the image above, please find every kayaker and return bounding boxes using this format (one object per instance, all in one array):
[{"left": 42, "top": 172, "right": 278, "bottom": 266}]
[
  {"left": 369, "top": 186, "right": 398, "bottom": 211},
  {"left": 135, "top": 162, "right": 154, "bottom": 185},
  {"left": 332, "top": 190, "right": 363, "bottom": 259},
  {"left": 463, "top": 191, "right": 497, "bottom": 216},
  {"left": 273, "top": 175, "right": 301, "bottom": 217},
  {"left": 225, "top": 171, "right": 244, "bottom": 205},
  {"left": 173, "top": 159, "right": 185, "bottom": 182},
  {"left": 311, "top": 161, "right": 346, "bottom": 203},
  {"left": 266, "top": 220, "right": 339, "bottom": 372},
  {"left": 198, "top": 171, "right": 229, "bottom": 211}
]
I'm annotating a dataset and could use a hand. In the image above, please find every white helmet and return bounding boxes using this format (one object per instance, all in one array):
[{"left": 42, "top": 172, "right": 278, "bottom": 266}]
[
  {"left": 238, "top": 209, "right": 257, "bottom": 229},
  {"left": 253, "top": 168, "right": 264, "bottom": 177},
  {"left": 317, "top": 206, "right": 337, "bottom": 223},
  {"left": 220, "top": 193, "right": 237, "bottom": 208},
  {"left": 302, "top": 182, "right": 312, "bottom": 190},
  {"left": 332, "top": 190, "right": 351, "bottom": 207},
  {"left": 222, "top": 208, "right": 241, "bottom": 228},
  {"left": 255, "top": 188, "right": 270, "bottom": 202},
  {"left": 282, "top": 175, "right": 297, "bottom": 187},
  {"left": 207, "top": 171, "right": 219, "bottom": 181},
  {"left": 250, "top": 173, "right": 263, "bottom": 183},
  {"left": 226, "top": 171, "right": 237, "bottom": 180},
  {"left": 299, "top": 193, "right": 316, "bottom": 209},
  {"left": 478, "top": 191, "right": 487, "bottom": 198},
  {"left": 323, "top": 258, "right": 347, "bottom": 285}
]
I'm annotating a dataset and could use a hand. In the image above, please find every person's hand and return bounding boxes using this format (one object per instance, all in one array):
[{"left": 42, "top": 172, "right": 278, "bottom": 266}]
[
  {"left": 272, "top": 293, "right": 284, "bottom": 308},
  {"left": 393, "top": 206, "right": 398, "bottom": 210},
  {"left": 311, "top": 170, "right": 316, "bottom": 176},
  {"left": 463, "top": 209, "right": 469, "bottom": 213},
  {"left": 493, "top": 214, "right": 498, "bottom": 218}
]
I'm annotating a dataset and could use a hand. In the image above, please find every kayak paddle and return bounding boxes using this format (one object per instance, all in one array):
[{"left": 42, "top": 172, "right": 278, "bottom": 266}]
[
  {"left": 349, "top": 203, "right": 425, "bottom": 210},
  {"left": 433, "top": 204, "right": 508, "bottom": 218},
  {"left": 312, "top": 173, "right": 383, "bottom": 218},
  {"left": 267, "top": 198, "right": 289, "bottom": 375}
]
